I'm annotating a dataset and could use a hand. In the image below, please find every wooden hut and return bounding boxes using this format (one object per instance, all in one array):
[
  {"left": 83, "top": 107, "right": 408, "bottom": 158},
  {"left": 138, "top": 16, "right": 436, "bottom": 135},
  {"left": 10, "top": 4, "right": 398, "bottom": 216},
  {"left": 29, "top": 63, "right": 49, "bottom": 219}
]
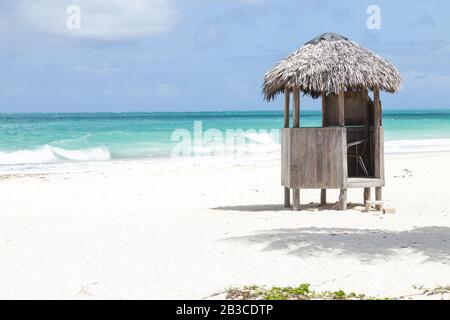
[{"left": 263, "top": 33, "right": 402, "bottom": 211}]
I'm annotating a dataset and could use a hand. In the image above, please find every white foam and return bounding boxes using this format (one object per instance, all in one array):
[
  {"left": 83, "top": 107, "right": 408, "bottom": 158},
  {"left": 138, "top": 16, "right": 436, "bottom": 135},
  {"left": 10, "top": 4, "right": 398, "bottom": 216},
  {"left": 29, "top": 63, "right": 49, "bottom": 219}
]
[
  {"left": 0, "top": 145, "right": 111, "bottom": 165},
  {"left": 385, "top": 138, "right": 450, "bottom": 154},
  {"left": 51, "top": 146, "right": 110, "bottom": 161},
  {"left": 244, "top": 132, "right": 278, "bottom": 145},
  {"left": 188, "top": 131, "right": 280, "bottom": 159},
  {"left": 2, "top": 138, "right": 450, "bottom": 169}
]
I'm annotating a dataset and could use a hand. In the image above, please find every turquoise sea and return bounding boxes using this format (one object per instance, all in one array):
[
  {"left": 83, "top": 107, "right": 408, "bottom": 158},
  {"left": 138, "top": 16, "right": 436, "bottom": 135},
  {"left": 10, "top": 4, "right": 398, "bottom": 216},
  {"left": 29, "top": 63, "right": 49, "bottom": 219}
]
[{"left": 1, "top": 110, "right": 450, "bottom": 169}]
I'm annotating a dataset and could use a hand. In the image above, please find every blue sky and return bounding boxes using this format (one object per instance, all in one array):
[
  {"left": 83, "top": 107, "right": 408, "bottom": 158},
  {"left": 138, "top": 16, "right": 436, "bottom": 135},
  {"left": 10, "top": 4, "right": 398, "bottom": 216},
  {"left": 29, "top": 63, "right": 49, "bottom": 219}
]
[{"left": 0, "top": 0, "right": 449, "bottom": 112}]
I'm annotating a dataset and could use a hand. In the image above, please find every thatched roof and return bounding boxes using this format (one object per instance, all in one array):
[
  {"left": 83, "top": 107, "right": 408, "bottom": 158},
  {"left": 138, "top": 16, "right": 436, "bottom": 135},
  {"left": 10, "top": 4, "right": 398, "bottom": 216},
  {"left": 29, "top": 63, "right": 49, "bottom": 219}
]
[{"left": 263, "top": 32, "right": 403, "bottom": 100}]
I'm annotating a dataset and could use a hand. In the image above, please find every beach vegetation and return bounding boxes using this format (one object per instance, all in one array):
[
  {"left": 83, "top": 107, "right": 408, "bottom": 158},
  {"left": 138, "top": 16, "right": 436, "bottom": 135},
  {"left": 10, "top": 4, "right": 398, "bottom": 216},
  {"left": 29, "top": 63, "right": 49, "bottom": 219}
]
[{"left": 226, "top": 284, "right": 387, "bottom": 300}]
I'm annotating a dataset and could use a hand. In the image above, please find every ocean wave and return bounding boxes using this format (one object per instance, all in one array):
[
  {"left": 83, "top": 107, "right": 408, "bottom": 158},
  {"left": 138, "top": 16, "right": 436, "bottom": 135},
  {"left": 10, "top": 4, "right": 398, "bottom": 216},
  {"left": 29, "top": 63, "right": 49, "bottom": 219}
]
[
  {"left": 243, "top": 132, "right": 279, "bottom": 145},
  {"left": 188, "top": 131, "right": 280, "bottom": 157},
  {"left": 0, "top": 145, "right": 111, "bottom": 165},
  {"left": 385, "top": 138, "right": 450, "bottom": 154},
  {"left": 2, "top": 138, "right": 450, "bottom": 167}
]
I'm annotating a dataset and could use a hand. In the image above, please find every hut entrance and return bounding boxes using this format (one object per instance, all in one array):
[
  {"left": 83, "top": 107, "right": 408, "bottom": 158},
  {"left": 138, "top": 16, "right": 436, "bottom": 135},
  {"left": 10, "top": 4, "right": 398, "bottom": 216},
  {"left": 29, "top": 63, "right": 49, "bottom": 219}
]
[{"left": 323, "top": 91, "right": 375, "bottom": 178}]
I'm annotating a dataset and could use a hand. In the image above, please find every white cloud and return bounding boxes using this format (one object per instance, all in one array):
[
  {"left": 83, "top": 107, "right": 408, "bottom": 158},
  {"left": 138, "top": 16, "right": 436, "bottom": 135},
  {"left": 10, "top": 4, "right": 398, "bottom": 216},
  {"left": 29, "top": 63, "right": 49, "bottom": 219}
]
[{"left": 15, "top": 0, "right": 177, "bottom": 40}]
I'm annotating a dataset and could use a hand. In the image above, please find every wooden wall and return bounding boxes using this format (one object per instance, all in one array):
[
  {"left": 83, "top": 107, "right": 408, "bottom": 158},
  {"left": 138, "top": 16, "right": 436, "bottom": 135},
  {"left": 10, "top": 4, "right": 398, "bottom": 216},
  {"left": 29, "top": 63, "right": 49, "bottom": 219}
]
[
  {"left": 281, "top": 127, "right": 348, "bottom": 189},
  {"left": 324, "top": 91, "right": 370, "bottom": 126}
]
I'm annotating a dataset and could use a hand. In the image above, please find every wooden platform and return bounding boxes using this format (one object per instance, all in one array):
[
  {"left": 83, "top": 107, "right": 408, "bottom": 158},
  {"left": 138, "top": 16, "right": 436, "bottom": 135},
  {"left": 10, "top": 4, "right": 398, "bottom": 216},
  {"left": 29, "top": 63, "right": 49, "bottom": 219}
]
[{"left": 347, "top": 177, "right": 383, "bottom": 188}]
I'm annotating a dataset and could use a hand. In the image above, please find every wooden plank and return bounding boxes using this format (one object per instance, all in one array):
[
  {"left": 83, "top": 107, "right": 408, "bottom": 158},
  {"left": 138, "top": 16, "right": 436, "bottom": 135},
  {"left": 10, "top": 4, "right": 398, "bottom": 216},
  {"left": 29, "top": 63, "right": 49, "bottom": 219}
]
[
  {"left": 293, "top": 89, "right": 300, "bottom": 128},
  {"left": 347, "top": 178, "right": 383, "bottom": 188},
  {"left": 327, "top": 91, "right": 369, "bottom": 126},
  {"left": 307, "top": 129, "right": 317, "bottom": 186},
  {"left": 334, "top": 127, "right": 345, "bottom": 188},
  {"left": 324, "top": 128, "right": 333, "bottom": 187},
  {"left": 328, "top": 128, "right": 337, "bottom": 187},
  {"left": 281, "top": 129, "right": 290, "bottom": 187},
  {"left": 316, "top": 127, "right": 325, "bottom": 188},
  {"left": 299, "top": 128, "right": 307, "bottom": 185},
  {"left": 324, "top": 94, "right": 338, "bottom": 126},
  {"left": 338, "top": 90, "right": 345, "bottom": 126},
  {"left": 342, "top": 91, "right": 368, "bottom": 126},
  {"left": 290, "top": 129, "right": 301, "bottom": 187}
]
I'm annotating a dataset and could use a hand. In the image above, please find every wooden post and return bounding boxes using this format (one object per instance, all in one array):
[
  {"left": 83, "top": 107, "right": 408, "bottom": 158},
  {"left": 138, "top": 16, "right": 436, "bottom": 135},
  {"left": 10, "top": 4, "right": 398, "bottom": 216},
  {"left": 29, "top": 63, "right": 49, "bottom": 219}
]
[
  {"left": 373, "top": 89, "right": 381, "bottom": 127},
  {"left": 363, "top": 89, "right": 370, "bottom": 176},
  {"left": 293, "top": 189, "right": 300, "bottom": 211},
  {"left": 292, "top": 88, "right": 300, "bottom": 211},
  {"left": 321, "top": 93, "right": 327, "bottom": 127},
  {"left": 321, "top": 189, "right": 327, "bottom": 206},
  {"left": 284, "top": 87, "right": 290, "bottom": 128},
  {"left": 293, "top": 88, "right": 300, "bottom": 128},
  {"left": 284, "top": 87, "right": 290, "bottom": 208},
  {"left": 321, "top": 93, "right": 327, "bottom": 205},
  {"left": 375, "top": 187, "right": 382, "bottom": 210},
  {"left": 338, "top": 90, "right": 346, "bottom": 210},
  {"left": 364, "top": 188, "right": 371, "bottom": 203},
  {"left": 373, "top": 89, "right": 382, "bottom": 210},
  {"left": 339, "top": 189, "right": 347, "bottom": 211},
  {"left": 284, "top": 187, "right": 291, "bottom": 208},
  {"left": 363, "top": 88, "right": 370, "bottom": 132},
  {"left": 338, "top": 90, "right": 345, "bottom": 127}
]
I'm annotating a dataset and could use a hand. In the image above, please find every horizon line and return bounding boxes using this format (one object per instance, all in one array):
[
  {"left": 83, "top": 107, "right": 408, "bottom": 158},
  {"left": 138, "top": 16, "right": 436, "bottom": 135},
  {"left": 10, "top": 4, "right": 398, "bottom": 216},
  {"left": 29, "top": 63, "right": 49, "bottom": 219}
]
[{"left": 1, "top": 107, "right": 450, "bottom": 115}]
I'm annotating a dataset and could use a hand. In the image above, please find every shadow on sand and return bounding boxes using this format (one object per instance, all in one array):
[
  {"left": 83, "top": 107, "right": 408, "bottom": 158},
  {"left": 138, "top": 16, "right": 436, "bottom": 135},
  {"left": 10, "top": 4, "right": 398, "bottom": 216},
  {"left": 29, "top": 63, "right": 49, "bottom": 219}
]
[
  {"left": 212, "top": 202, "right": 364, "bottom": 213},
  {"left": 226, "top": 226, "right": 450, "bottom": 262},
  {"left": 211, "top": 203, "right": 340, "bottom": 213}
]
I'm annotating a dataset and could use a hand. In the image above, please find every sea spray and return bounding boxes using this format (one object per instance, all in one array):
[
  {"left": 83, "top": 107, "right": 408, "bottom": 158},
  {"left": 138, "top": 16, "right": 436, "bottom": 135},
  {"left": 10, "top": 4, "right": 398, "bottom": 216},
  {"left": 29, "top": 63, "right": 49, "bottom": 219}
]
[{"left": 0, "top": 145, "right": 111, "bottom": 165}]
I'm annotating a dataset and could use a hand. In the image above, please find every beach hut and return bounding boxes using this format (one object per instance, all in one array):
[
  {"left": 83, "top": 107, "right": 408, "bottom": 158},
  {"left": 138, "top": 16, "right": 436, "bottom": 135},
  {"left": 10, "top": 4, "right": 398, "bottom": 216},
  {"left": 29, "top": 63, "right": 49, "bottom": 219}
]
[{"left": 263, "top": 33, "right": 402, "bottom": 211}]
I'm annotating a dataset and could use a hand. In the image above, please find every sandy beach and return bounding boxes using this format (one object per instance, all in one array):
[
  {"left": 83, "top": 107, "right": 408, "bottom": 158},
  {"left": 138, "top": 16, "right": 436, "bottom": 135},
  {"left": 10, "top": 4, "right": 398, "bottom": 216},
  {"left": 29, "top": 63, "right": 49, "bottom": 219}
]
[{"left": 0, "top": 152, "right": 449, "bottom": 300}]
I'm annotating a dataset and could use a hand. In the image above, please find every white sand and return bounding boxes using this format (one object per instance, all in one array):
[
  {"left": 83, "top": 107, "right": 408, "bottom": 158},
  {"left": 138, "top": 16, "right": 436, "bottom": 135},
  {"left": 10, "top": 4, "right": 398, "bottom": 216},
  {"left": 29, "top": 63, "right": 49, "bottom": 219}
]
[{"left": 0, "top": 152, "right": 449, "bottom": 300}]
